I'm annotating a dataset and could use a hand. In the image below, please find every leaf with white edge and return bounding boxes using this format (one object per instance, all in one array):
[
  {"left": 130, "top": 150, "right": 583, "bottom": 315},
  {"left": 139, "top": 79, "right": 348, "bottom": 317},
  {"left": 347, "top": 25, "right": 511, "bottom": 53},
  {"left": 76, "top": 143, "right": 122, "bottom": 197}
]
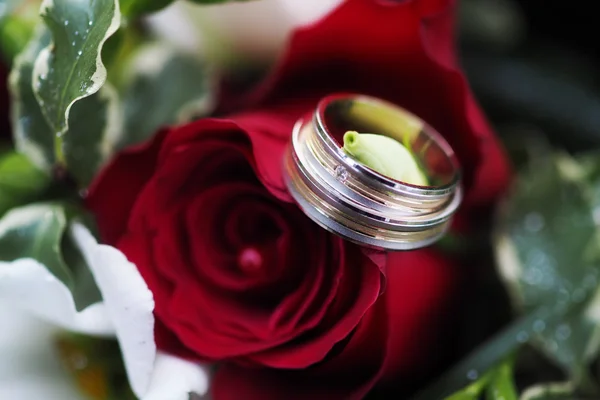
[
  {"left": 9, "top": 27, "right": 54, "bottom": 170},
  {"left": 0, "top": 202, "right": 103, "bottom": 310},
  {"left": 119, "top": 42, "right": 214, "bottom": 149},
  {"left": 494, "top": 151, "right": 600, "bottom": 378},
  {"left": 0, "top": 203, "right": 72, "bottom": 285},
  {"left": 0, "top": 258, "right": 113, "bottom": 334},
  {"left": 33, "top": 0, "right": 121, "bottom": 164},
  {"left": 71, "top": 223, "right": 155, "bottom": 398},
  {"left": 65, "top": 83, "right": 123, "bottom": 186},
  {"left": 0, "top": 151, "right": 50, "bottom": 216},
  {"left": 520, "top": 382, "right": 576, "bottom": 400}
]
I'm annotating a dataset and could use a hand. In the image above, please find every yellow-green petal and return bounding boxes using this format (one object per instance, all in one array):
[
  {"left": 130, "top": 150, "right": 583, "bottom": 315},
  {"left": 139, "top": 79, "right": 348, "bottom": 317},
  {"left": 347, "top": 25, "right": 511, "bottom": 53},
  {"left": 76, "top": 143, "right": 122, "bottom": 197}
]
[{"left": 342, "top": 131, "right": 428, "bottom": 186}]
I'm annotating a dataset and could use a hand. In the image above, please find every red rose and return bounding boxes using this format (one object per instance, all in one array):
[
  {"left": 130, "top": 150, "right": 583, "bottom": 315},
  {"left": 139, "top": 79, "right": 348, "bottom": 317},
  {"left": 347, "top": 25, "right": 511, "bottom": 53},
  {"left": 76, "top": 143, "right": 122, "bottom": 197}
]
[{"left": 87, "top": 0, "right": 510, "bottom": 399}]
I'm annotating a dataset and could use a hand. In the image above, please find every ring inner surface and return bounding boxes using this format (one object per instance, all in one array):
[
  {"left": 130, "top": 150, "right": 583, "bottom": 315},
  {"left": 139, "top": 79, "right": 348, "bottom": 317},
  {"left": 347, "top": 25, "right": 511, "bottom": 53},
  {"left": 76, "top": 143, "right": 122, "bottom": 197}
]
[{"left": 318, "top": 96, "right": 460, "bottom": 190}]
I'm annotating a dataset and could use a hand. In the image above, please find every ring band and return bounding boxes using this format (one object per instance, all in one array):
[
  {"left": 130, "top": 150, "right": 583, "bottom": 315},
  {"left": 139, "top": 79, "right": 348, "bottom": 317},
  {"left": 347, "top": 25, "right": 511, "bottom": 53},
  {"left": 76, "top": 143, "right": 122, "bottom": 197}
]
[{"left": 283, "top": 93, "right": 463, "bottom": 251}]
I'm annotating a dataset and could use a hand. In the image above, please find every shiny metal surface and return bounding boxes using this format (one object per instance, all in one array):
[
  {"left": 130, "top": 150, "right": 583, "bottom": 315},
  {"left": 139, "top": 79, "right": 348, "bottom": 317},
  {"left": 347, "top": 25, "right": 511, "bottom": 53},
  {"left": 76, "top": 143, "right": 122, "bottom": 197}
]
[{"left": 283, "top": 94, "right": 463, "bottom": 250}]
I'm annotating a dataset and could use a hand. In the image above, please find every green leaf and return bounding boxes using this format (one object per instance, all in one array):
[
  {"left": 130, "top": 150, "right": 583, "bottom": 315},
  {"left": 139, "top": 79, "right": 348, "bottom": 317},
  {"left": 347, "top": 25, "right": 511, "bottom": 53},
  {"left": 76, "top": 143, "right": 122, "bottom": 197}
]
[
  {"left": 486, "top": 358, "right": 518, "bottom": 400},
  {"left": 11, "top": 22, "right": 123, "bottom": 186},
  {"left": 64, "top": 83, "right": 123, "bottom": 186},
  {"left": 441, "top": 357, "right": 517, "bottom": 400},
  {"left": 119, "top": 42, "right": 214, "bottom": 148},
  {"left": 33, "top": 0, "right": 120, "bottom": 165},
  {"left": 0, "top": 150, "right": 50, "bottom": 216},
  {"left": 0, "top": 203, "right": 72, "bottom": 285},
  {"left": 0, "top": 0, "right": 40, "bottom": 62},
  {"left": 120, "top": 0, "right": 174, "bottom": 18},
  {"left": 0, "top": 202, "right": 101, "bottom": 310},
  {"left": 494, "top": 151, "right": 600, "bottom": 378}
]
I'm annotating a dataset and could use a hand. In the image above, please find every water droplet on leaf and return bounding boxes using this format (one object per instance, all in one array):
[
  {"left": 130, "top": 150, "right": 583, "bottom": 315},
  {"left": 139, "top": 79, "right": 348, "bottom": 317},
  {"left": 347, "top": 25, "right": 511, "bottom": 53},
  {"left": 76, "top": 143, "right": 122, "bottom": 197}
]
[
  {"left": 533, "top": 320, "right": 546, "bottom": 332},
  {"left": 524, "top": 212, "right": 545, "bottom": 232},
  {"left": 466, "top": 370, "right": 478, "bottom": 380},
  {"left": 555, "top": 324, "right": 571, "bottom": 340},
  {"left": 516, "top": 331, "right": 529, "bottom": 343}
]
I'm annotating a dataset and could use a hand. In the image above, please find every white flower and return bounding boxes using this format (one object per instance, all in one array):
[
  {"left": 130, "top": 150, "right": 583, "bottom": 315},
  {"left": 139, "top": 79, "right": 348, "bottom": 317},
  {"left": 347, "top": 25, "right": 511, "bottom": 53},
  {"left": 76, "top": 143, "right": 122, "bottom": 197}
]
[
  {"left": 146, "top": 0, "right": 344, "bottom": 65},
  {"left": 0, "top": 223, "right": 209, "bottom": 400},
  {"left": 0, "top": 302, "right": 86, "bottom": 399}
]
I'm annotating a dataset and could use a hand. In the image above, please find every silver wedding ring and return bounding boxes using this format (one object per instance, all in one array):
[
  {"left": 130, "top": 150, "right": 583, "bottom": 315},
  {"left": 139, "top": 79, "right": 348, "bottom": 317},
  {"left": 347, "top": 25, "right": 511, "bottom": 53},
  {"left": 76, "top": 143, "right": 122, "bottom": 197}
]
[{"left": 283, "top": 94, "right": 463, "bottom": 251}]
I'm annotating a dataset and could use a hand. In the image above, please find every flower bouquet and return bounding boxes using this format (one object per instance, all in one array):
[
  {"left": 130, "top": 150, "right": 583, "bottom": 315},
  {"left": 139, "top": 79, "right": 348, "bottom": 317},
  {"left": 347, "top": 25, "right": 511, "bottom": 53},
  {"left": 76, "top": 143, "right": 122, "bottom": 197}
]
[{"left": 1, "top": 0, "right": 598, "bottom": 399}]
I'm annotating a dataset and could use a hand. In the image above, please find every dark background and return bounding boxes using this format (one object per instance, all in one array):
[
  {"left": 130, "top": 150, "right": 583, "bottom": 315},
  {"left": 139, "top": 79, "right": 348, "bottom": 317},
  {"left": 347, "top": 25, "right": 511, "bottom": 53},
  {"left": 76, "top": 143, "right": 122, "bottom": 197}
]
[{"left": 459, "top": 0, "right": 600, "bottom": 153}]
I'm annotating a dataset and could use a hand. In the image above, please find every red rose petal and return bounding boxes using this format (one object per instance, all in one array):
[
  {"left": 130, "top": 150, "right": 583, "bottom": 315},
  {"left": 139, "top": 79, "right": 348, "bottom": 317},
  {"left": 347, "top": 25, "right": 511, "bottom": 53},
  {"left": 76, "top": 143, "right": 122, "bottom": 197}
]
[
  {"left": 212, "top": 297, "right": 389, "bottom": 400},
  {"left": 86, "top": 130, "right": 167, "bottom": 244},
  {"left": 250, "top": 244, "right": 382, "bottom": 368},
  {"left": 380, "top": 249, "right": 459, "bottom": 381}
]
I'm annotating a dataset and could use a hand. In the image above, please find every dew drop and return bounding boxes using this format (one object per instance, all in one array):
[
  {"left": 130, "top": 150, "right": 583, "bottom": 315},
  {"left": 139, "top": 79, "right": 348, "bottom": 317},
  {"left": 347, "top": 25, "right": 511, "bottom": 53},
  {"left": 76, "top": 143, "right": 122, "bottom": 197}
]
[
  {"left": 524, "top": 212, "right": 545, "bottom": 233},
  {"left": 466, "top": 369, "right": 478, "bottom": 381},
  {"left": 516, "top": 331, "right": 529, "bottom": 343},
  {"left": 524, "top": 268, "right": 543, "bottom": 285},
  {"left": 77, "top": 50, "right": 82, "bottom": 56},
  {"left": 533, "top": 320, "right": 546, "bottom": 333},
  {"left": 555, "top": 324, "right": 571, "bottom": 340},
  {"left": 72, "top": 41, "right": 76, "bottom": 46},
  {"left": 64, "top": 20, "right": 69, "bottom": 26},
  {"left": 88, "top": 20, "right": 93, "bottom": 26},
  {"left": 546, "top": 340, "right": 559, "bottom": 352},
  {"left": 74, "top": 30, "right": 79, "bottom": 36}
]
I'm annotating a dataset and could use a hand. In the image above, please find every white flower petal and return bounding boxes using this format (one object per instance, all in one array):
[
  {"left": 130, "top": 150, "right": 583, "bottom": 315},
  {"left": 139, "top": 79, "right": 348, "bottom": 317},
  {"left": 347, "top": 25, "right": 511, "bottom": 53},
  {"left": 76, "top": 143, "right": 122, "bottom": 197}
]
[
  {"left": 0, "top": 302, "right": 86, "bottom": 400},
  {"left": 148, "top": 0, "right": 343, "bottom": 63},
  {"left": 0, "top": 259, "right": 113, "bottom": 335},
  {"left": 71, "top": 223, "right": 156, "bottom": 398},
  {"left": 142, "top": 352, "right": 211, "bottom": 400}
]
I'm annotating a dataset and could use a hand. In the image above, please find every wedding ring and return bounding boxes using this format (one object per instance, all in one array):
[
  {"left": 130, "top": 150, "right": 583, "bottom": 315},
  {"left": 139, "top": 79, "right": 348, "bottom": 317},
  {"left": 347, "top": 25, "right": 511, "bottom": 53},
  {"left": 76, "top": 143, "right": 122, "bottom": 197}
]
[{"left": 283, "top": 94, "right": 463, "bottom": 251}]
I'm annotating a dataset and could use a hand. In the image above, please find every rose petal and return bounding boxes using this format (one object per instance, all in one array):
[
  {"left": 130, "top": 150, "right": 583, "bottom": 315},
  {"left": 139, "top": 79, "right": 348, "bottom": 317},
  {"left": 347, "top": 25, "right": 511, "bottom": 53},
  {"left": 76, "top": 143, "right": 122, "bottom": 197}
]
[
  {"left": 380, "top": 249, "right": 459, "bottom": 382},
  {"left": 212, "top": 298, "right": 389, "bottom": 400},
  {"left": 86, "top": 130, "right": 167, "bottom": 245}
]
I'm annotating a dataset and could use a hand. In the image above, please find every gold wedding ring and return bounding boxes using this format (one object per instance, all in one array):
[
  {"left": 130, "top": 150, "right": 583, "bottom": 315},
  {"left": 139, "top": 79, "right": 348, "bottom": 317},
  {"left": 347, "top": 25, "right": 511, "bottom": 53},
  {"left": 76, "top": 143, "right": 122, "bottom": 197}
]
[{"left": 283, "top": 94, "right": 463, "bottom": 251}]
